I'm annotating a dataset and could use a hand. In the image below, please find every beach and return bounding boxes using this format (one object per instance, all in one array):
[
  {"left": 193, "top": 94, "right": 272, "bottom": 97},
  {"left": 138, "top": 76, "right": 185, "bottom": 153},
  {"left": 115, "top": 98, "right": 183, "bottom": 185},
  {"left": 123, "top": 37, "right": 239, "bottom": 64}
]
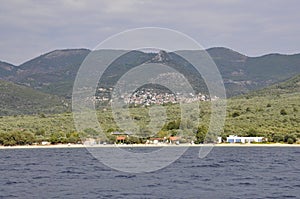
[{"left": 1, "top": 143, "right": 300, "bottom": 149}]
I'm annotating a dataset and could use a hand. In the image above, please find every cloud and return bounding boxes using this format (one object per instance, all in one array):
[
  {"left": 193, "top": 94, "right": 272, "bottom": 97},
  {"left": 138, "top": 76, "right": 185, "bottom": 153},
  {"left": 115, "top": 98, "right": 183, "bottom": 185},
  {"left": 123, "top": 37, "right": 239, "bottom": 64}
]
[{"left": 0, "top": 0, "right": 299, "bottom": 64}]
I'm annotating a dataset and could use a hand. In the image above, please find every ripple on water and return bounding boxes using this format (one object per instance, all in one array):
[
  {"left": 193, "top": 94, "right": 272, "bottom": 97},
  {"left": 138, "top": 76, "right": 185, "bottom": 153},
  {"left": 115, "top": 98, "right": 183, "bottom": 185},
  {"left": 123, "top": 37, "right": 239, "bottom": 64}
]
[{"left": 0, "top": 147, "right": 299, "bottom": 198}]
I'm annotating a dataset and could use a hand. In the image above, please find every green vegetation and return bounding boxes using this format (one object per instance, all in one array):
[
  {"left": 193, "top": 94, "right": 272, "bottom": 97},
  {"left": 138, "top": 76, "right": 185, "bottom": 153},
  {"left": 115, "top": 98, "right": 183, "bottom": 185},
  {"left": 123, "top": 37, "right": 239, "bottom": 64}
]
[
  {"left": 245, "top": 74, "right": 300, "bottom": 97},
  {"left": 16, "top": 49, "right": 90, "bottom": 97},
  {"left": 0, "top": 61, "right": 15, "bottom": 78},
  {"left": 0, "top": 80, "right": 68, "bottom": 116},
  {"left": 1, "top": 49, "right": 300, "bottom": 145},
  {"left": 224, "top": 93, "right": 300, "bottom": 143},
  {"left": 0, "top": 112, "right": 83, "bottom": 146},
  {"left": 0, "top": 91, "right": 299, "bottom": 146}
]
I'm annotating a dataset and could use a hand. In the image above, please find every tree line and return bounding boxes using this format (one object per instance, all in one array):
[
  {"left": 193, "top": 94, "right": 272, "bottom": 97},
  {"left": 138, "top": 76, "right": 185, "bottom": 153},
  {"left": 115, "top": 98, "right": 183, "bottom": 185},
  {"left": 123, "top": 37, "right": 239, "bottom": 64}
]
[{"left": 0, "top": 131, "right": 82, "bottom": 146}]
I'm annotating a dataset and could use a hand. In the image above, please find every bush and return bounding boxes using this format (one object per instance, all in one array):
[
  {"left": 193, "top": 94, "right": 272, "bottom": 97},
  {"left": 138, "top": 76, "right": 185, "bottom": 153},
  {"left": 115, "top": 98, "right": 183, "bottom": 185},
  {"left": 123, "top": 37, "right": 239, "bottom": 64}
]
[
  {"left": 49, "top": 131, "right": 66, "bottom": 144},
  {"left": 195, "top": 125, "right": 208, "bottom": 144},
  {"left": 232, "top": 111, "right": 240, "bottom": 118},
  {"left": 284, "top": 134, "right": 296, "bottom": 144},
  {"left": 272, "top": 133, "right": 284, "bottom": 143},
  {"left": 124, "top": 136, "right": 143, "bottom": 144},
  {"left": 287, "top": 138, "right": 295, "bottom": 144},
  {"left": 66, "top": 131, "right": 81, "bottom": 143},
  {"left": 246, "top": 128, "right": 258, "bottom": 137},
  {"left": 163, "top": 120, "right": 180, "bottom": 130},
  {"left": 280, "top": 109, "right": 287, "bottom": 115},
  {"left": 0, "top": 131, "right": 35, "bottom": 146}
]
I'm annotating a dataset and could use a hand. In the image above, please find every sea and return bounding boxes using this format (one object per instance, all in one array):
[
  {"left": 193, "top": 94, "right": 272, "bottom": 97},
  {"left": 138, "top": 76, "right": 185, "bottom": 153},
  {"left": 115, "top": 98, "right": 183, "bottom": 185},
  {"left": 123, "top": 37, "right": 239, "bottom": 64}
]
[{"left": 0, "top": 147, "right": 299, "bottom": 199}]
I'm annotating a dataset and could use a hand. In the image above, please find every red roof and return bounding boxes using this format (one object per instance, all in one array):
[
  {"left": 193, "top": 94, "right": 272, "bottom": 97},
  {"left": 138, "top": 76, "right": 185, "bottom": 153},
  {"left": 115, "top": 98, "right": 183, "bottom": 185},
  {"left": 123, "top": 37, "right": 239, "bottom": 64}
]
[
  {"left": 169, "top": 136, "right": 179, "bottom": 141},
  {"left": 116, "top": 136, "right": 126, "bottom": 140}
]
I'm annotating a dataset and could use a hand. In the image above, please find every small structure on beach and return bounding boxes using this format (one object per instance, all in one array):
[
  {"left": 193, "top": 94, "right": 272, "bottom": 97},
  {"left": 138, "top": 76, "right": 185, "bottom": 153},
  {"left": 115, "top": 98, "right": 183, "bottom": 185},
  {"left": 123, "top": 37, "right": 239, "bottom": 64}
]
[
  {"left": 111, "top": 132, "right": 132, "bottom": 144},
  {"left": 169, "top": 136, "right": 180, "bottom": 145},
  {"left": 149, "top": 137, "right": 165, "bottom": 144},
  {"left": 41, "top": 141, "right": 50, "bottom": 145},
  {"left": 83, "top": 138, "right": 97, "bottom": 146},
  {"left": 226, "top": 135, "right": 265, "bottom": 143},
  {"left": 116, "top": 136, "right": 126, "bottom": 143}
]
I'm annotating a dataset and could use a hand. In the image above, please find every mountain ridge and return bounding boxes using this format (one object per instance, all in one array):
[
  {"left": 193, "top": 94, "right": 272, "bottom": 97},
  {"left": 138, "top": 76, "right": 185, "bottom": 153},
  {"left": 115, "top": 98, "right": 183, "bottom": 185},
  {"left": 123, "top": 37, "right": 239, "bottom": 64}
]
[
  {"left": 4, "top": 46, "right": 300, "bottom": 67},
  {"left": 0, "top": 80, "right": 68, "bottom": 116},
  {"left": 1, "top": 47, "right": 300, "bottom": 98},
  {"left": 244, "top": 73, "right": 300, "bottom": 98}
]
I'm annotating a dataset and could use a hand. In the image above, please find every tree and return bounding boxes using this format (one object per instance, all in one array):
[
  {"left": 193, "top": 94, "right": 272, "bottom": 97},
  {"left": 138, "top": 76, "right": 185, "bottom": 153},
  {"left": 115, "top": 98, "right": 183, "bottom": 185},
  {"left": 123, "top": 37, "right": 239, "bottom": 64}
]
[
  {"left": 124, "top": 136, "right": 142, "bottom": 144},
  {"left": 84, "top": 128, "right": 99, "bottom": 137},
  {"left": 170, "top": 129, "right": 178, "bottom": 137},
  {"left": 66, "top": 131, "right": 81, "bottom": 143},
  {"left": 50, "top": 131, "right": 66, "bottom": 144},
  {"left": 195, "top": 125, "right": 208, "bottom": 144},
  {"left": 284, "top": 134, "right": 296, "bottom": 144},
  {"left": 163, "top": 120, "right": 180, "bottom": 130},
  {"left": 0, "top": 131, "right": 35, "bottom": 146},
  {"left": 272, "top": 133, "right": 284, "bottom": 143},
  {"left": 287, "top": 138, "right": 295, "bottom": 144},
  {"left": 232, "top": 111, "right": 240, "bottom": 118},
  {"left": 35, "top": 128, "right": 46, "bottom": 136},
  {"left": 21, "top": 132, "right": 35, "bottom": 145},
  {"left": 156, "top": 130, "right": 169, "bottom": 138},
  {"left": 246, "top": 128, "right": 257, "bottom": 137},
  {"left": 280, "top": 109, "right": 287, "bottom": 115}
]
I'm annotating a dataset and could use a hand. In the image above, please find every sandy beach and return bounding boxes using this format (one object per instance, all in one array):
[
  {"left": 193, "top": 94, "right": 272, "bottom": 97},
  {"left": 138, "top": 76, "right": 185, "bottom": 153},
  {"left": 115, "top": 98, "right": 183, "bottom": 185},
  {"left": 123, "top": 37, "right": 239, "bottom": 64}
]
[{"left": 1, "top": 143, "right": 300, "bottom": 149}]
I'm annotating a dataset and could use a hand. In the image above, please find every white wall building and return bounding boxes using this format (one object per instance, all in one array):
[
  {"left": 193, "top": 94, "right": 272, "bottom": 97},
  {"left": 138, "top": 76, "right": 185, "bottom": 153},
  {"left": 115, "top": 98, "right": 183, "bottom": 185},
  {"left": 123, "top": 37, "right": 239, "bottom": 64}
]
[{"left": 226, "top": 135, "right": 264, "bottom": 143}]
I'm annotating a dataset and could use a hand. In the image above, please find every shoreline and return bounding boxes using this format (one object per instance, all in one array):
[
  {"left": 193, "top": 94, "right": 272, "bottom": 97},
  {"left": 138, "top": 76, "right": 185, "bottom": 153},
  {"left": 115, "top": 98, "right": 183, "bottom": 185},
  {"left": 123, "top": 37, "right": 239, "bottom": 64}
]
[{"left": 1, "top": 143, "right": 300, "bottom": 149}]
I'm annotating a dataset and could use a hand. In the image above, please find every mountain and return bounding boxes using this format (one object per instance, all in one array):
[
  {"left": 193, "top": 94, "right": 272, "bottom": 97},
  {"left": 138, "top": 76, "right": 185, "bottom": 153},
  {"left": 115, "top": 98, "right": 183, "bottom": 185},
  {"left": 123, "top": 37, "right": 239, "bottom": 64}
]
[
  {"left": 173, "top": 47, "right": 300, "bottom": 96},
  {"left": 11, "top": 49, "right": 90, "bottom": 98},
  {"left": 1, "top": 47, "right": 300, "bottom": 99},
  {"left": 0, "top": 61, "right": 16, "bottom": 79},
  {"left": 1, "top": 47, "right": 300, "bottom": 116},
  {"left": 244, "top": 53, "right": 300, "bottom": 81},
  {"left": 244, "top": 74, "right": 300, "bottom": 97},
  {"left": 208, "top": 48, "right": 300, "bottom": 96},
  {"left": 0, "top": 80, "right": 68, "bottom": 116},
  {"left": 98, "top": 50, "right": 155, "bottom": 88}
]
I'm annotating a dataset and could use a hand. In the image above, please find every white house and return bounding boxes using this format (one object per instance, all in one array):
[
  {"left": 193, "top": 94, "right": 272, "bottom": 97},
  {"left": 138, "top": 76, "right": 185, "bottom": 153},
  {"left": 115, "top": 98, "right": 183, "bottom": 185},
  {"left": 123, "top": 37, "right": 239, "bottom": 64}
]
[
  {"left": 226, "top": 135, "right": 265, "bottom": 143},
  {"left": 41, "top": 141, "right": 50, "bottom": 145}
]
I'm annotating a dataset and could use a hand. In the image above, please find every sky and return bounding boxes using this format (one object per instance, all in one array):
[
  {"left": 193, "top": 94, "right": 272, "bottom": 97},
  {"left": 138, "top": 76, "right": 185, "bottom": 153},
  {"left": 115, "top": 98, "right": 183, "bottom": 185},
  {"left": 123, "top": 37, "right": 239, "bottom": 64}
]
[{"left": 1, "top": 0, "right": 300, "bottom": 65}]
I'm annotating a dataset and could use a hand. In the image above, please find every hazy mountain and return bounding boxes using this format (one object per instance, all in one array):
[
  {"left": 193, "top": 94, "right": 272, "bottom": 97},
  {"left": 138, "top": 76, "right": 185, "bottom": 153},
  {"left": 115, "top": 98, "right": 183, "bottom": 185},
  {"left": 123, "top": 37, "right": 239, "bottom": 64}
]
[
  {"left": 244, "top": 73, "right": 300, "bottom": 98},
  {"left": 11, "top": 49, "right": 90, "bottom": 98},
  {"left": 98, "top": 49, "right": 209, "bottom": 93},
  {"left": 0, "top": 61, "right": 16, "bottom": 79},
  {"left": 172, "top": 47, "right": 300, "bottom": 96},
  {"left": 1, "top": 47, "right": 300, "bottom": 99},
  {"left": 0, "top": 80, "right": 68, "bottom": 116}
]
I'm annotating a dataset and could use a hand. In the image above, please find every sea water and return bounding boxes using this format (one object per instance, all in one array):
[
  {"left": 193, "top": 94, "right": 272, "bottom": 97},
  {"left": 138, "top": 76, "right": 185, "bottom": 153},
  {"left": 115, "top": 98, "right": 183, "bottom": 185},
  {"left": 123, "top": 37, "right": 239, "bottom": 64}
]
[{"left": 0, "top": 147, "right": 299, "bottom": 198}]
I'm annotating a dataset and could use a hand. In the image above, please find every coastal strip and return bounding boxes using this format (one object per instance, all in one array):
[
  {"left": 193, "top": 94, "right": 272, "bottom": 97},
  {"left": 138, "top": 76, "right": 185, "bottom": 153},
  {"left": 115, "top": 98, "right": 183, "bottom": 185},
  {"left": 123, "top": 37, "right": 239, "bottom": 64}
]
[{"left": 1, "top": 143, "right": 300, "bottom": 149}]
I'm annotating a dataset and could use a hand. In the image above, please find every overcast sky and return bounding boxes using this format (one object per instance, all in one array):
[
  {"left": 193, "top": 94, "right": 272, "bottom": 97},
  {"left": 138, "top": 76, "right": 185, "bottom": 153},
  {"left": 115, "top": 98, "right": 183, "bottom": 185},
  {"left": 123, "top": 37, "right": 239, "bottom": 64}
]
[{"left": 1, "top": 0, "right": 300, "bottom": 65}]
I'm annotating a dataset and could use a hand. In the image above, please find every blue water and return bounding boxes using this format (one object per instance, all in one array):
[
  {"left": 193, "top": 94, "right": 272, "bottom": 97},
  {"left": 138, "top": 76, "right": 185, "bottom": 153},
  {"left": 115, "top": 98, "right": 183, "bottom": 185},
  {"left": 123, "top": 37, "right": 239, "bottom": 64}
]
[{"left": 0, "top": 147, "right": 300, "bottom": 198}]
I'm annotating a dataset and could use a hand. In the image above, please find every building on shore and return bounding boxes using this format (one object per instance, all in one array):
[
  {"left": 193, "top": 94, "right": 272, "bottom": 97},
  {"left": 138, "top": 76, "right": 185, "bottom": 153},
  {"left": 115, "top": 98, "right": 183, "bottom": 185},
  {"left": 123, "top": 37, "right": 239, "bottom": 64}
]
[
  {"left": 226, "top": 135, "right": 265, "bottom": 143},
  {"left": 111, "top": 131, "right": 133, "bottom": 144}
]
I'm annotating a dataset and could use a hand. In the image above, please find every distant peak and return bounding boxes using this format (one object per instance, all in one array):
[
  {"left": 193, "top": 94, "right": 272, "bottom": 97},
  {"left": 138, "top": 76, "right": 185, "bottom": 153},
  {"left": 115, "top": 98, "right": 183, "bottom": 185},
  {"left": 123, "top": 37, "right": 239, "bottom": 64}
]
[
  {"left": 206, "top": 47, "right": 247, "bottom": 59},
  {"left": 151, "top": 50, "right": 170, "bottom": 62},
  {"left": 44, "top": 49, "right": 90, "bottom": 59}
]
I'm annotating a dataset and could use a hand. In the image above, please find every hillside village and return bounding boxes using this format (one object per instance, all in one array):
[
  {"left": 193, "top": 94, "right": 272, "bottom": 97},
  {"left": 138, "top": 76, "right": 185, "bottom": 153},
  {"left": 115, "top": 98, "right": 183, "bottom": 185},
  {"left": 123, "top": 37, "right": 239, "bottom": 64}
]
[{"left": 96, "top": 87, "right": 210, "bottom": 106}]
